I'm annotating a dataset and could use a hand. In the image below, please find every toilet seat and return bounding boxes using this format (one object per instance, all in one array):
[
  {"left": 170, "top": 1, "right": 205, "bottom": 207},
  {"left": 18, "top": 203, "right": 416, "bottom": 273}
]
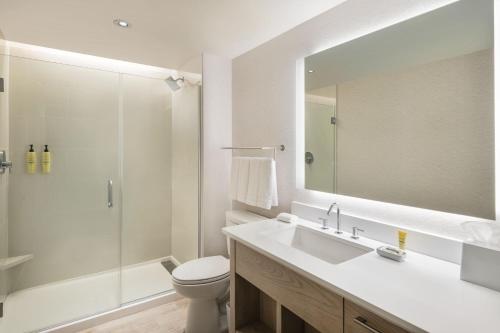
[{"left": 172, "top": 256, "right": 229, "bottom": 285}]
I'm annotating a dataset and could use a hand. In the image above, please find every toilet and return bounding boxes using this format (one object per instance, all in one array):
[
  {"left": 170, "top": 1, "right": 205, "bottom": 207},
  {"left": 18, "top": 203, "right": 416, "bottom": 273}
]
[{"left": 172, "top": 210, "right": 267, "bottom": 333}]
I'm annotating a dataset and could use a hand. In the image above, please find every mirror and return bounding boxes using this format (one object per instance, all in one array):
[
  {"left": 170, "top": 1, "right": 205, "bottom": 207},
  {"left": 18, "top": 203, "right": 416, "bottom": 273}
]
[{"left": 303, "top": 0, "right": 494, "bottom": 219}]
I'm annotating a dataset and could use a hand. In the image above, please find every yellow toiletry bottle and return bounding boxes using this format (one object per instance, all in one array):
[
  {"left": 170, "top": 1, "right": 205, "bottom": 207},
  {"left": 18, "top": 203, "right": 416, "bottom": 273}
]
[
  {"left": 25, "top": 144, "right": 37, "bottom": 174},
  {"left": 42, "top": 145, "right": 51, "bottom": 174},
  {"left": 398, "top": 230, "right": 408, "bottom": 251}
]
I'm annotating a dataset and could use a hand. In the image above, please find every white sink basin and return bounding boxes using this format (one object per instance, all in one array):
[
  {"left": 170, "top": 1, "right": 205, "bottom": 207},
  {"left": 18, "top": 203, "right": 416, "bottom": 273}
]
[{"left": 263, "top": 225, "right": 373, "bottom": 264}]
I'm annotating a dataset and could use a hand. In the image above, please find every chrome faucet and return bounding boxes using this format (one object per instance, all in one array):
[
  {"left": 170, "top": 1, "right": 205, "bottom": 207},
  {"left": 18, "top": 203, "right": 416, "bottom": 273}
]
[
  {"left": 328, "top": 202, "right": 342, "bottom": 234},
  {"left": 351, "top": 226, "right": 364, "bottom": 240},
  {"left": 318, "top": 217, "right": 328, "bottom": 230}
]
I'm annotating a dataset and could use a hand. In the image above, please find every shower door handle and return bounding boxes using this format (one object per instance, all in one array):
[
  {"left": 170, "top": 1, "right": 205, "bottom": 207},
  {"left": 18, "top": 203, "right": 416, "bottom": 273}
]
[{"left": 107, "top": 179, "right": 113, "bottom": 208}]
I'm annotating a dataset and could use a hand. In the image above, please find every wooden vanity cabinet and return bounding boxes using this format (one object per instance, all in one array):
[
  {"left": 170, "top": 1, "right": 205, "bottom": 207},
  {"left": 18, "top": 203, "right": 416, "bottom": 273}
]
[{"left": 230, "top": 240, "right": 412, "bottom": 333}]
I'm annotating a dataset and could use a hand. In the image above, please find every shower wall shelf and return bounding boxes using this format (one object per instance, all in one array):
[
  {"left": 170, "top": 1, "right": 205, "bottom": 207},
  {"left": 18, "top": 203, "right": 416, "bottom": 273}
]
[{"left": 0, "top": 254, "right": 34, "bottom": 271}]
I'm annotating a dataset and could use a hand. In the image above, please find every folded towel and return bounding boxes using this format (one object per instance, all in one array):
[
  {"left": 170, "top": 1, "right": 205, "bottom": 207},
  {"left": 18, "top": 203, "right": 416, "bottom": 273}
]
[
  {"left": 230, "top": 156, "right": 278, "bottom": 210},
  {"left": 256, "top": 158, "right": 278, "bottom": 209},
  {"left": 230, "top": 157, "right": 240, "bottom": 199},
  {"left": 236, "top": 157, "right": 250, "bottom": 202},
  {"left": 245, "top": 158, "right": 262, "bottom": 207}
]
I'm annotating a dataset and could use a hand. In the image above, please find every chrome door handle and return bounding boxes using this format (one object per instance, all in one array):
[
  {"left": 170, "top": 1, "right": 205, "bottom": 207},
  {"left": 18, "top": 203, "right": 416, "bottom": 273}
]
[
  {"left": 353, "top": 316, "right": 382, "bottom": 333},
  {"left": 107, "top": 179, "right": 113, "bottom": 208},
  {"left": 0, "top": 150, "right": 12, "bottom": 174}
]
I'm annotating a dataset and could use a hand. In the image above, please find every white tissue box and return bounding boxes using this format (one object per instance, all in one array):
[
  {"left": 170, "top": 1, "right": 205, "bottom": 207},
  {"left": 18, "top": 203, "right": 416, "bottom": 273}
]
[{"left": 461, "top": 241, "right": 500, "bottom": 292}]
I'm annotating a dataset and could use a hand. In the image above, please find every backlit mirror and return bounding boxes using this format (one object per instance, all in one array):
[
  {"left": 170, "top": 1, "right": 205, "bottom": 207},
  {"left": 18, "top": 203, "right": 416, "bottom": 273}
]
[{"left": 303, "top": 0, "right": 494, "bottom": 219}]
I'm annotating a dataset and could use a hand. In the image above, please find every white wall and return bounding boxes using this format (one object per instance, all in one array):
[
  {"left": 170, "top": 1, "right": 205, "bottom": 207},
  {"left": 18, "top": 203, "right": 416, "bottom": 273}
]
[
  {"left": 172, "top": 85, "right": 200, "bottom": 263},
  {"left": 232, "top": 0, "right": 493, "bottom": 240},
  {"left": 202, "top": 54, "right": 232, "bottom": 256}
]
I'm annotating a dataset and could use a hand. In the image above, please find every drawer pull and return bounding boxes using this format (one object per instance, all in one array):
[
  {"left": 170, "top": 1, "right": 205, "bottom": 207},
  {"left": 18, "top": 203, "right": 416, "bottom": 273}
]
[{"left": 354, "top": 316, "right": 382, "bottom": 333}]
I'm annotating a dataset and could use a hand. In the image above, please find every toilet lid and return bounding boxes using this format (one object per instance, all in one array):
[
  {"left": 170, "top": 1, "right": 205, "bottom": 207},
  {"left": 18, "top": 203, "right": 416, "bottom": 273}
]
[{"left": 172, "top": 256, "right": 229, "bottom": 285}]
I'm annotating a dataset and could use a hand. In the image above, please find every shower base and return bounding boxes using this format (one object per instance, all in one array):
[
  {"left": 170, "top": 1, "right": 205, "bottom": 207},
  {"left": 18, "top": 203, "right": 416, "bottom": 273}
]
[{"left": 0, "top": 259, "right": 174, "bottom": 333}]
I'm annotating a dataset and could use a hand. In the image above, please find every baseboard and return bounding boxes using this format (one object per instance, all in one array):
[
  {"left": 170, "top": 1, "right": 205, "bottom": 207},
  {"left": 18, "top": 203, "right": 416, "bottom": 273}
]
[{"left": 42, "top": 291, "right": 181, "bottom": 333}]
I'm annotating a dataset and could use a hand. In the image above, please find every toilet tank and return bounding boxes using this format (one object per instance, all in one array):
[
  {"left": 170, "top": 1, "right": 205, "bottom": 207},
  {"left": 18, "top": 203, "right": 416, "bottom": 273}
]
[{"left": 225, "top": 210, "right": 268, "bottom": 254}]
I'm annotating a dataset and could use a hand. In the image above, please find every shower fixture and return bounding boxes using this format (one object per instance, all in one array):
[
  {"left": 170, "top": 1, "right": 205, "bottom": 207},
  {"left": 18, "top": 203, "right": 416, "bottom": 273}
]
[
  {"left": 165, "top": 76, "right": 185, "bottom": 91},
  {"left": 113, "top": 19, "right": 130, "bottom": 28}
]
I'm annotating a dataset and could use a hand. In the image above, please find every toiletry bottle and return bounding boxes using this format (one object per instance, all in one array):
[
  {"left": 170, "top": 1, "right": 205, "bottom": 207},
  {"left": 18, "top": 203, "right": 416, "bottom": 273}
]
[
  {"left": 41, "top": 145, "right": 51, "bottom": 174},
  {"left": 26, "top": 144, "right": 37, "bottom": 174},
  {"left": 398, "top": 230, "right": 408, "bottom": 251}
]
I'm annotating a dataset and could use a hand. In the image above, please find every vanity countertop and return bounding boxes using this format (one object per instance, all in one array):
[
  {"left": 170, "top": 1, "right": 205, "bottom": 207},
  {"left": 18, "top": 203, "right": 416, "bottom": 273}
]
[{"left": 223, "top": 218, "right": 500, "bottom": 333}]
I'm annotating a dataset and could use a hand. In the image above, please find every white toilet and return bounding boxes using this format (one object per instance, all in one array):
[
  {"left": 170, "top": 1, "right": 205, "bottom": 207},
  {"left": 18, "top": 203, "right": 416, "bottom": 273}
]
[{"left": 172, "top": 210, "right": 267, "bottom": 333}]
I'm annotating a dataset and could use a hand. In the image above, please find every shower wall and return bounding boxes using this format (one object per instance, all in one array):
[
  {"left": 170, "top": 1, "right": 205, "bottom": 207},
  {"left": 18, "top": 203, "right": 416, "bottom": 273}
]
[{"left": 122, "top": 74, "right": 172, "bottom": 265}]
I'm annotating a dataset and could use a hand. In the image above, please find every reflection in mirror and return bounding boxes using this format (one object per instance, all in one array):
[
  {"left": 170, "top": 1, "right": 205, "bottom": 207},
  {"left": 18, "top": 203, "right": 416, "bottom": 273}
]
[
  {"left": 305, "top": 87, "right": 336, "bottom": 193},
  {"left": 303, "top": 0, "right": 494, "bottom": 219}
]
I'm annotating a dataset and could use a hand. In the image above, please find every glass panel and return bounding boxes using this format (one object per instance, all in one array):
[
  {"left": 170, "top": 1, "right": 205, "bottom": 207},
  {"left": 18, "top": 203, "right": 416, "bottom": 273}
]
[
  {"left": 304, "top": 94, "right": 336, "bottom": 193},
  {"left": 1, "top": 55, "right": 121, "bottom": 332},
  {"left": 120, "top": 74, "right": 200, "bottom": 303}
]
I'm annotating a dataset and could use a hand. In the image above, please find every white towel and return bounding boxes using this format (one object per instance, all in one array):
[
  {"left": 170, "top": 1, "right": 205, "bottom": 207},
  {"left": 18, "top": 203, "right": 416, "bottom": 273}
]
[
  {"left": 230, "top": 156, "right": 278, "bottom": 210},
  {"left": 256, "top": 158, "right": 278, "bottom": 209},
  {"left": 245, "top": 158, "right": 264, "bottom": 207},
  {"left": 230, "top": 157, "right": 240, "bottom": 199},
  {"left": 236, "top": 157, "right": 250, "bottom": 202}
]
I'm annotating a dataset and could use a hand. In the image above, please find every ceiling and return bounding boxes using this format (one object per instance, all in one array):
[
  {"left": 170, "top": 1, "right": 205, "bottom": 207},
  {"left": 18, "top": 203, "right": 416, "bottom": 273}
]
[{"left": 0, "top": 0, "right": 344, "bottom": 73}]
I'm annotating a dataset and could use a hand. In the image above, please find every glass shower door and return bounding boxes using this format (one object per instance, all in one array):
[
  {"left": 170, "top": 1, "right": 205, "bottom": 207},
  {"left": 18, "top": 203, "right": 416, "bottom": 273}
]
[{"left": 2, "top": 55, "right": 122, "bottom": 333}]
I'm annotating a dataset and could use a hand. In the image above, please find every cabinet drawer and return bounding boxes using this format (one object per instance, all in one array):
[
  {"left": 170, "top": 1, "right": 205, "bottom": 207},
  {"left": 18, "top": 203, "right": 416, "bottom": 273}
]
[
  {"left": 235, "top": 242, "right": 343, "bottom": 333},
  {"left": 344, "top": 300, "right": 410, "bottom": 333}
]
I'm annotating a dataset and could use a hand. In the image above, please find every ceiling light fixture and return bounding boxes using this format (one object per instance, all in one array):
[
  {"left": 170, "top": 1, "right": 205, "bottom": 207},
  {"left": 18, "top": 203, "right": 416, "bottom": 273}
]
[
  {"left": 308, "top": 69, "right": 314, "bottom": 73},
  {"left": 113, "top": 19, "right": 130, "bottom": 28}
]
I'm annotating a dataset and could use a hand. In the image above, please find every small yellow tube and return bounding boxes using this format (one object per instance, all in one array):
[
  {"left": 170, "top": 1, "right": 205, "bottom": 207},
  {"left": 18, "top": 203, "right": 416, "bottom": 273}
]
[
  {"left": 25, "top": 144, "right": 37, "bottom": 174},
  {"left": 41, "top": 145, "right": 51, "bottom": 174},
  {"left": 398, "top": 230, "right": 408, "bottom": 251}
]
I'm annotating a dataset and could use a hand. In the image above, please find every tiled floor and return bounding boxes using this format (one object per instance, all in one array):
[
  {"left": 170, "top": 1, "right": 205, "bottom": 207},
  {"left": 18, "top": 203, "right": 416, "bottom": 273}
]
[
  {"left": 78, "top": 298, "right": 189, "bottom": 333},
  {"left": 0, "top": 261, "right": 173, "bottom": 333}
]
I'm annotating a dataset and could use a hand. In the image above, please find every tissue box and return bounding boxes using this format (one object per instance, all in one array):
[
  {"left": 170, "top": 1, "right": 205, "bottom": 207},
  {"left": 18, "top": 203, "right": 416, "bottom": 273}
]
[{"left": 461, "top": 241, "right": 500, "bottom": 292}]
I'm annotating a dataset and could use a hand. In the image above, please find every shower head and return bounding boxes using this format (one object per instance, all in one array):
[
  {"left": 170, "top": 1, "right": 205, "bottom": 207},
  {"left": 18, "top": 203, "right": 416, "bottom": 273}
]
[{"left": 165, "top": 76, "right": 185, "bottom": 91}]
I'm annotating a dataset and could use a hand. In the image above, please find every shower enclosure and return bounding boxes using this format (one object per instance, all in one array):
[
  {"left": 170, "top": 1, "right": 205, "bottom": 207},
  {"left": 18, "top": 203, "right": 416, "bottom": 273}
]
[{"left": 0, "top": 41, "right": 201, "bottom": 333}]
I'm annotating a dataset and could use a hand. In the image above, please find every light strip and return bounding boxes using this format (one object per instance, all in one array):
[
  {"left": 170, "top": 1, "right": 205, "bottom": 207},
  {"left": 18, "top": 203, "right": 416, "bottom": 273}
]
[{"left": 3, "top": 41, "right": 201, "bottom": 81}]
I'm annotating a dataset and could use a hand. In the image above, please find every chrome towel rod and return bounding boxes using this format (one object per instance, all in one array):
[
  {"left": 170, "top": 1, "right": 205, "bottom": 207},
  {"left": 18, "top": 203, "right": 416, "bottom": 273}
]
[{"left": 221, "top": 145, "right": 285, "bottom": 160}]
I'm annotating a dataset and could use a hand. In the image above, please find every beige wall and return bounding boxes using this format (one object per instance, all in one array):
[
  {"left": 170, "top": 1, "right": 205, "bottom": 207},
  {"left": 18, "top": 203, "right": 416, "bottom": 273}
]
[
  {"left": 337, "top": 49, "right": 494, "bottom": 219},
  {"left": 232, "top": 0, "right": 492, "bottom": 240},
  {"left": 121, "top": 74, "right": 173, "bottom": 266},
  {"left": 172, "top": 85, "right": 200, "bottom": 263}
]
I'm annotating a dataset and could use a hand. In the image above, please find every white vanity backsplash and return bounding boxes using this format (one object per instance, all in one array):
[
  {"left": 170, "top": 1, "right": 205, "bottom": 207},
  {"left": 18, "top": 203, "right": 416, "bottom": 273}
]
[{"left": 291, "top": 201, "right": 463, "bottom": 264}]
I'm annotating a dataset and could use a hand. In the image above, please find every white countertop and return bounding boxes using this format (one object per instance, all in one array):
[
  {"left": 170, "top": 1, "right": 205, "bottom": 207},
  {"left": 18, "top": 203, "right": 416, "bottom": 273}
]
[{"left": 223, "top": 218, "right": 500, "bottom": 333}]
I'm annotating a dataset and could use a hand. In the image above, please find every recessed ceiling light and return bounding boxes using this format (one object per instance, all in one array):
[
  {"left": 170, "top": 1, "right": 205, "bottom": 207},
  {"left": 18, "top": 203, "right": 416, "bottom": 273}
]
[
  {"left": 308, "top": 69, "right": 314, "bottom": 73},
  {"left": 113, "top": 19, "right": 130, "bottom": 28}
]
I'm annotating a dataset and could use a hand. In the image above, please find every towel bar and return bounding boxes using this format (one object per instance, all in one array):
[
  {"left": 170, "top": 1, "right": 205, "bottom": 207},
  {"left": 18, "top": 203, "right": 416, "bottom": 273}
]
[{"left": 221, "top": 145, "right": 285, "bottom": 160}]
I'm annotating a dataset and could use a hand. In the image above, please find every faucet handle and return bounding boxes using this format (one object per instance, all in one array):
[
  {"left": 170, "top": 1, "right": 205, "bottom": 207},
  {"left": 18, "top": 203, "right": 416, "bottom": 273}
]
[
  {"left": 351, "top": 226, "right": 364, "bottom": 240},
  {"left": 318, "top": 217, "right": 329, "bottom": 230}
]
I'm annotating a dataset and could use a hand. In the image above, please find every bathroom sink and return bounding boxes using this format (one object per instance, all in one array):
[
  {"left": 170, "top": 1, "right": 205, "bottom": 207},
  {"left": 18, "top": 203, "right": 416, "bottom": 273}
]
[{"left": 263, "top": 225, "right": 373, "bottom": 264}]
